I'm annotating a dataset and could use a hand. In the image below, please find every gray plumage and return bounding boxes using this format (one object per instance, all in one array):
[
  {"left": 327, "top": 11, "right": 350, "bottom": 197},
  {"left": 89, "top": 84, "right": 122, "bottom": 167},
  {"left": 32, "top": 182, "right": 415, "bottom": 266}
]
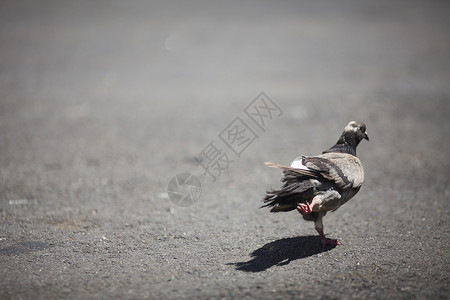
[{"left": 262, "top": 121, "right": 369, "bottom": 246}]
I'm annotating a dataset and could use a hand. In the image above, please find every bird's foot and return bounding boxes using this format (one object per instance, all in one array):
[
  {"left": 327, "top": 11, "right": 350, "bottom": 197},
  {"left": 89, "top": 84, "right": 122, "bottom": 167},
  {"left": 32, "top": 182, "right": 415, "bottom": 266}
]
[
  {"left": 315, "top": 227, "right": 340, "bottom": 247},
  {"left": 297, "top": 202, "right": 313, "bottom": 214},
  {"left": 297, "top": 197, "right": 317, "bottom": 214},
  {"left": 321, "top": 238, "right": 340, "bottom": 246}
]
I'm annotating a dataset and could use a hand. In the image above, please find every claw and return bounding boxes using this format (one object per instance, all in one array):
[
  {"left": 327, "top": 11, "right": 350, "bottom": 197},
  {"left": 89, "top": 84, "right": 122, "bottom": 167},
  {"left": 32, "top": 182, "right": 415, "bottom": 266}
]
[
  {"left": 315, "top": 227, "right": 340, "bottom": 247},
  {"left": 297, "top": 202, "right": 313, "bottom": 214},
  {"left": 321, "top": 238, "right": 340, "bottom": 246},
  {"left": 297, "top": 197, "right": 317, "bottom": 214}
]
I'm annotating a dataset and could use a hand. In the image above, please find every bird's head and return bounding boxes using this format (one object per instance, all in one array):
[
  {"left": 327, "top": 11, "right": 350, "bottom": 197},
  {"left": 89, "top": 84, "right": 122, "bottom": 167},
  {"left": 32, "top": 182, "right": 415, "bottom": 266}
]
[
  {"left": 344, "top": 121, "right": 369, "bottom": 142},
  {"left": 323, "top": 121, "right": 369, "bottom": 155}
]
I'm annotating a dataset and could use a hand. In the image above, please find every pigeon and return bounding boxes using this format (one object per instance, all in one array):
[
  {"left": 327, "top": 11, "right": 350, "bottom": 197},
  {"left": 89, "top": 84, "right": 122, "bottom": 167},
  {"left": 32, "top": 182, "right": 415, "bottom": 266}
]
[{"left": 262, "top": 121, "right": 369, "bottom": 246}]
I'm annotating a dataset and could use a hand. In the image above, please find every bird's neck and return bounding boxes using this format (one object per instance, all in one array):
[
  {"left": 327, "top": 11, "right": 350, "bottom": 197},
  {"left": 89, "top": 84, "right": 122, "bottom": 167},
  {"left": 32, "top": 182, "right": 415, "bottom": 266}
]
[{"left": 323, "top": 132, "right": 360, "bottom": 156}]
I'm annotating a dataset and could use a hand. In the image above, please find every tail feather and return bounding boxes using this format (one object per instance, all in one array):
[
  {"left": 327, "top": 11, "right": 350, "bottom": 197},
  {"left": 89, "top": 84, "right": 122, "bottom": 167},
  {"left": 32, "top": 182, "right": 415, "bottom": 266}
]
[
  {"left": 262, "top": 182, "right": 315, "bottom": 213},
  {"left": 262, "top": 161, "right": 321, "bottom": 212}
]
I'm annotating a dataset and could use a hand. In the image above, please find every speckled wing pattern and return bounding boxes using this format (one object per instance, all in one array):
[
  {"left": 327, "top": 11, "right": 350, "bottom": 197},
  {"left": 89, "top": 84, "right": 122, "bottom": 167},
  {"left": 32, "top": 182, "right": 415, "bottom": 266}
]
[
  {"left": 300, "top": 153, "right": 364, "bottom": 190},
  {"left": 265, "top": 152, "right": 364, "bottom": 191}
]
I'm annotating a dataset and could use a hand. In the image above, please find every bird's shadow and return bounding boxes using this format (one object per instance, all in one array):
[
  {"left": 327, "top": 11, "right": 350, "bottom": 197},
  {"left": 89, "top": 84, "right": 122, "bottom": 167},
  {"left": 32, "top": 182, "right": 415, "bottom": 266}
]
[{"left": 228, "top": 235, "right": 336, "bottom": 272}]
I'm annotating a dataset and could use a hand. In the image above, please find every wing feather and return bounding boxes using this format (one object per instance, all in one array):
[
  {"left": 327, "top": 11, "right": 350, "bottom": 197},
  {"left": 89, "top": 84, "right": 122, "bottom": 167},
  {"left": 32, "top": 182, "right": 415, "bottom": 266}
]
[
  {"left": 265, "top": 162, "right": 321, "bottom": 179},
  {"left": 300, "top": 153, "right": 364, "bottom": 189}
]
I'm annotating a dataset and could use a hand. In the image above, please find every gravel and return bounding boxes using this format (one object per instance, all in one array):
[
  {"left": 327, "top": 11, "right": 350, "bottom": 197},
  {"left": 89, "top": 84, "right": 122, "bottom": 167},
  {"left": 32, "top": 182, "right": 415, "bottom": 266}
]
[{"left": 1, "top": 1, "right": 449, "bottom": 299}]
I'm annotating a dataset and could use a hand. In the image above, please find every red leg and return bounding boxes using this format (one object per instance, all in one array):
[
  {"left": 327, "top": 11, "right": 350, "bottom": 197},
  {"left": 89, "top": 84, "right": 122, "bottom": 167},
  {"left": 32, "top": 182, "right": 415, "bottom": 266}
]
[
  {"left": 297, "top": 197, "right": 318, "bottom": 214},
  {"left": 297, "top": 202, "right": 312, "bottom": 214},
  {"left": 315, "top": 227, "right": 340, "bottom": 246}
]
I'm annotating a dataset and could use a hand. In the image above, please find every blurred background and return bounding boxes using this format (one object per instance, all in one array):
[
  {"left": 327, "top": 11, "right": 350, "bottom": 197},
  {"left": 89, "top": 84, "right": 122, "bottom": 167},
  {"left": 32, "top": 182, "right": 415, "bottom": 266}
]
[
  {"left": 1, "top": 0, "right": 448, "bottom": 200},
  {"left": 0, "top": 1, "right": 449, "bottom": 299}
]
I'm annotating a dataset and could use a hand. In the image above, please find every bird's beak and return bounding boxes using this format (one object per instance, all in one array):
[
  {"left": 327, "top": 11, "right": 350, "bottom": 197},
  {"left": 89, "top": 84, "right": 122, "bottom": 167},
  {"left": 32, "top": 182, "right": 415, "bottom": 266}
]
[{"left": 363, "top": 132, "right": 369, "bottom": 141}]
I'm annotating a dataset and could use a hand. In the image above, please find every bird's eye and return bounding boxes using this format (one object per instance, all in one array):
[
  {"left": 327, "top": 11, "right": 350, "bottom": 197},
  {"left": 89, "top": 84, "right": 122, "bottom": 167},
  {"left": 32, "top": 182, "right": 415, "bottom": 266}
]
[{"left": 360, "top": 127, "right": 365, "bottom": 132}]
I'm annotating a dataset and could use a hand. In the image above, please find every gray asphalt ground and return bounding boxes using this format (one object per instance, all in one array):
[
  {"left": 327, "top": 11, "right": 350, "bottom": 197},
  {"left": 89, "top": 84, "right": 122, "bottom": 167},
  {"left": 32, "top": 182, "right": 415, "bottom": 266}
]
[{"left": 1, "top": 1, "right": 449, "bottom": 299}]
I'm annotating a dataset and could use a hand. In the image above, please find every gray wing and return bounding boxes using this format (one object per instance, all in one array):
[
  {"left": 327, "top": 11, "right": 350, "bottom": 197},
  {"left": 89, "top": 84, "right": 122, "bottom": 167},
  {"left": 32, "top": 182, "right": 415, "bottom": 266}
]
[{"left": 300, "top": 153, "right": 364, "bottom": 190}]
